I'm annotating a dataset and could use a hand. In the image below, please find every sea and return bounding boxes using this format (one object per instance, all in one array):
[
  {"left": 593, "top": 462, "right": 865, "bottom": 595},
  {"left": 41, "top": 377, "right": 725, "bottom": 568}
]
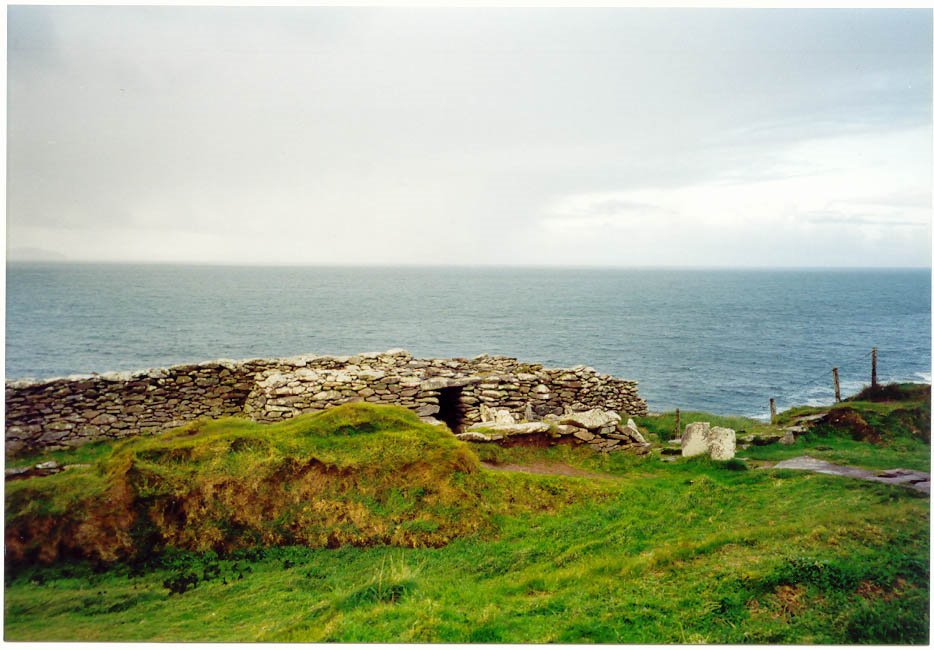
[{"left": 5, "top": 264, "right": 931, "bottom": 420}]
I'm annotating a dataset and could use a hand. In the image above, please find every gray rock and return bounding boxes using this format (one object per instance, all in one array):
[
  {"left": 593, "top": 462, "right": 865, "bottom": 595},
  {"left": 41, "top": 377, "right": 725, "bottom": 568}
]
[
  {"left": 681, "top": 423, "right": 735, "bottom": 460},
  {"left": 792, "top": 413, "right": 829, "bottom": 425},
  {"left": 466, "top": 422, "right": 550, "bottom": 436},
  {"left": 559, "top": 408, "right": 621, "bottom": 431},
  {"left": 615, "top": 418, "right": 646, "bottom": 443},
  {"left": 772, "top": 456, "right": 930, "bottom": 494},
  {"left": 420, "top": 377, "right": 456, "bottom": 391},
  {"left": 753, "top": 434, "right": 783, "bottom": 446},
  {"left": 681, "top": 422, "right": 711, "bottom": 457},
  {"left": 620, "top": 442, "right": 652, "bottom": 456},
  {"left": 480, "top": 404, "right": 516, "bottom": 425},
  {"left": 708, "top": 427, "right": 736, "bottom": 461},
  {"left": 455, "top": 432, "right": 492, "bottom": 442},
  {"left": 415, "top": 403, "right": 441, "bottom": 417}
]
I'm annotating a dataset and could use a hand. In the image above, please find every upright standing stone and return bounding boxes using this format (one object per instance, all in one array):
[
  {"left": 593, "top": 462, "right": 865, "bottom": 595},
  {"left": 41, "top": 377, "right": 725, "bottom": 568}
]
[
  {"left": 681, "top": 422, "right": 711, "bottom": 457},
  {"left": 707, "top": 427, "right": 736, "bottom": 461}
]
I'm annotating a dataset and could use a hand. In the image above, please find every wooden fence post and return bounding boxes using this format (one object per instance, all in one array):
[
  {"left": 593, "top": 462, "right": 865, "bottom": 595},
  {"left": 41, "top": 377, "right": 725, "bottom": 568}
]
[
  {"left": 769, "top": 398, "right": 776, "bottom": 424},
  {"left": 871, "top": 347, "right": 878, "bottom": 388},
  {"left": 833, "top": 367, "right": 841, "bottom": 402}
]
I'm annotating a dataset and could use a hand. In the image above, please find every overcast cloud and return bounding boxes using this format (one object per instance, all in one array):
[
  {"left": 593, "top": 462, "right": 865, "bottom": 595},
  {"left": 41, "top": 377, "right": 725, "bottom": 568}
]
[{"left": 7, "top": 7, "right": 932, "bottom": 266}]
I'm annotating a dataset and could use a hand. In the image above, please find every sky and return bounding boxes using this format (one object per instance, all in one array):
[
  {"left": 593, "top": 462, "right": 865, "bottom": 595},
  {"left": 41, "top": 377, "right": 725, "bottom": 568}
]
[{"left": 6, "top": 7, "right": 933, "bottom": 267}]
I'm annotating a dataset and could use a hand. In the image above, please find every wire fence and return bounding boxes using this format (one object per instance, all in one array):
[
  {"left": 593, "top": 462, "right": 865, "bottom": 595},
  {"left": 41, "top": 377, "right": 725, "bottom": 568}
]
[{"left": 764, "top": 346, "right": 927, "bottom": 421}]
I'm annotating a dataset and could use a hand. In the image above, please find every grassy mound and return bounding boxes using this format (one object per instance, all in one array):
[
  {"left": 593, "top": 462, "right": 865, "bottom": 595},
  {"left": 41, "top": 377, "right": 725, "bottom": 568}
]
[
  {"left": 848, "top": 382, "right": 931, "bottom": 404},
  {"left": 6, "top": 403, "right": 490, "bottom": 564},
  {"left": 780, "top": 382, "right": 931, "bottom": 448}
]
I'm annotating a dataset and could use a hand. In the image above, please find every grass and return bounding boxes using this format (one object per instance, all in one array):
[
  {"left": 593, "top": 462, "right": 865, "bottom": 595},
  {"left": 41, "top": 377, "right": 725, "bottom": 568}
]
[
  {"left": 8, "top": 440, "right": 115, "bottom": 469},
  {"left": 4, "top": 387, "right": 931, "bottom": 643},
  {"left": 634, "top": 411, "right": 779, "bottom": 443},
  {"left": 6, "top": 403, "right": 599, "bottom": 564}
]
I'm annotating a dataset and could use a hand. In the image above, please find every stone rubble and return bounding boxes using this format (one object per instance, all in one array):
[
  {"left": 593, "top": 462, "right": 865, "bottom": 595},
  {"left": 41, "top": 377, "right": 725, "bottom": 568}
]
[{"left": 460, "top": 406, "right": 651, "bottom": 455}]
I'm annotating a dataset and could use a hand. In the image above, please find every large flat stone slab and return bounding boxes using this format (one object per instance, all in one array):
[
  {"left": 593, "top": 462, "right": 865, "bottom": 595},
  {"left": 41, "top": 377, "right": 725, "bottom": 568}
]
[{"left": 772, "top": 456, "right": 930, "bottom": 494}]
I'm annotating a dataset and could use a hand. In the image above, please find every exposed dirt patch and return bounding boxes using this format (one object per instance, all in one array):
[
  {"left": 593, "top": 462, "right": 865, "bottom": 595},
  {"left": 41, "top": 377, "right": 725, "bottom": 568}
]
[
  {"left": 775, "top": 584, "right": 807, "bottom": 617},
  {"left": 856, "top": 577, "right": 911, "bottom": 602},
  {"left": 856, "top": 580, "right": 887, "bottom": 601},
  {"left": 820, "top": 408, "right": 880, "bottom": 443},
  {"left": 480, "top": 460, "right": 616, "bottom": 480},
  {"left": 748, "top": 584, "right": 808, "bottom": 621}
]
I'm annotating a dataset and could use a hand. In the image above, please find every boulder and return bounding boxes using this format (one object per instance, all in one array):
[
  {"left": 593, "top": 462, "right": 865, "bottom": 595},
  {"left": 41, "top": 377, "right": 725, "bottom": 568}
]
[
  {"left": 559, "top": 408, "right": 621, "bottom": 431},
  {"left": 681, "top": 422, "right": 711, "bottom": 457},
  {"left": 573, "top": 429, "right": 595, "bottom": 442},
  {"left": 707, "top": 427, "right": 736, "bottom": 461},
  {"left": 779, "top": 431, "right": 796, "bottom": 445},
  {"left": 681, "top": 423, "right": 736, "bottom": 461}
]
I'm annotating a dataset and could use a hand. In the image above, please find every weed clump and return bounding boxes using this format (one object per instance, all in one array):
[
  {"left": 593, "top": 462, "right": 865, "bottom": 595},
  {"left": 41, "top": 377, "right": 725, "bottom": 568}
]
[{"left": 163, "top": 571, "right": 199, "bottom": 595}]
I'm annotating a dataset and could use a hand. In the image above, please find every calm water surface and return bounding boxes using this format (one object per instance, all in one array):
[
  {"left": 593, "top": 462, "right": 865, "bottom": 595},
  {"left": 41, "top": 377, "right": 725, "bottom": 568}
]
[{"left": 6, "top": 264, "right": 931, "bottom": 419}]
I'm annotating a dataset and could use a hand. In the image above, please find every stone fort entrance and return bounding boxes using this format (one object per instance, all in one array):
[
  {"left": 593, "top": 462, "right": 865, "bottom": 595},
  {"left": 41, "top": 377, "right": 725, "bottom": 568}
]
[{"left": 436, "top": 386, "right": 467, "bottom": 433}]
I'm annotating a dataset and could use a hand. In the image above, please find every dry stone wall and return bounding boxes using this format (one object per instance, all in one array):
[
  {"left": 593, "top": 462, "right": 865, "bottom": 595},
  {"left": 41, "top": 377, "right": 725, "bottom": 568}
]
[{"left": 5, "top": 349, "right": 646, "bottom": 456}]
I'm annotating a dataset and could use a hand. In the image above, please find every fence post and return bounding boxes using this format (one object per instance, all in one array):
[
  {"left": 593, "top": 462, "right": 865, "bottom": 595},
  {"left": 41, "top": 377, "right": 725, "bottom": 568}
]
[
  {"left": 769, "top": 398, "right": 776, "bottom": 424},
  {"left": 833, "top": 367, "right": 841, "bottom": 402},
  {"left": 674, "top": 408, "right": 681, "bottom": 439},
  {"left": 871, "top": 347, "right": 878, "bottom": 388}
]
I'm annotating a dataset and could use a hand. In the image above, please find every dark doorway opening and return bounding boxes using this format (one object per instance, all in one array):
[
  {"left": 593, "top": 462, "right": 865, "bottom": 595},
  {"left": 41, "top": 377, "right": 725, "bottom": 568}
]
[{"left": 437, "top": 386, "right": 467, "bottom": 433}]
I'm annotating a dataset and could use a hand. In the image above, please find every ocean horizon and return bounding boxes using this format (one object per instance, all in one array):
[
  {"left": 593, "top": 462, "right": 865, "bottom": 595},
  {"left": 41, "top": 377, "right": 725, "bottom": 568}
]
[{"left": 6, "top": 263, "right": 931, "bottom": 420}]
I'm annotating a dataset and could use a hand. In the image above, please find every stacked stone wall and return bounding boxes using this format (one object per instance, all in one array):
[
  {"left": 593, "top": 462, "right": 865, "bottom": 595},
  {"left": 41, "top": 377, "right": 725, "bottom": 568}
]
[{"left": 5, "top": 349, "right": 647, "bottom": 456}]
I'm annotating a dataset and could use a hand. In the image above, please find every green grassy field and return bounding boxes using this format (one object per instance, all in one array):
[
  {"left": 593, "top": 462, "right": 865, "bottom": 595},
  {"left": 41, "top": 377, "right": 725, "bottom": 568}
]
[{"left": 4, "top": 389, "right": 930, "bottom": 643}]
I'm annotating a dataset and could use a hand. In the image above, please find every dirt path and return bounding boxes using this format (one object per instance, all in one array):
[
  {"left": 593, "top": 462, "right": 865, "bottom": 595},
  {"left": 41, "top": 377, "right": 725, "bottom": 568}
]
[
  {"left": 767, "top": 456, "right": 930, "bottom": 495},
  {"left": 480, "top": 460, "right": 618, "bottom": 480}
]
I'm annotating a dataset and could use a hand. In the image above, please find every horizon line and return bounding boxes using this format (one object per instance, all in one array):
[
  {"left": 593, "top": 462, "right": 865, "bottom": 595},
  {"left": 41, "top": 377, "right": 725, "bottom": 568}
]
[{"left": 4, "top": 259, "right": 933, "bottom": 271}]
